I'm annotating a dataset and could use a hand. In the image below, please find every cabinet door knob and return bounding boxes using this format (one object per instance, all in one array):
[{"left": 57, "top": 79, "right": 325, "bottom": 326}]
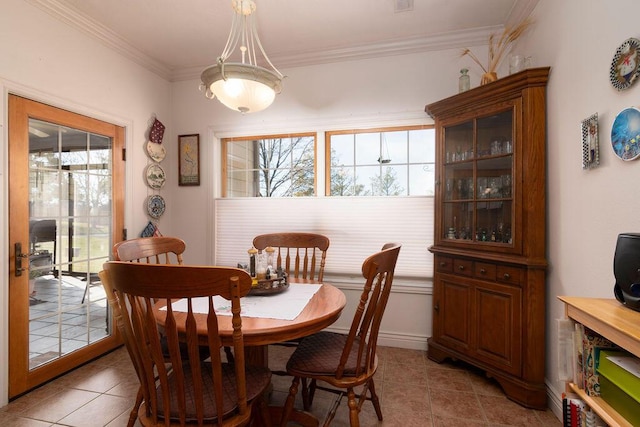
[
  {"left": 458, "top": 265, "right": 465, "bottom": 271},
  {"left": 434, "top": 303, "right": 439, "bottom": 312},
  {"left": 503, "top": 273, "right": 511, "bottom": 280},
  {"left": 480, "top": 268, "right": 487, "bottom": 274}
]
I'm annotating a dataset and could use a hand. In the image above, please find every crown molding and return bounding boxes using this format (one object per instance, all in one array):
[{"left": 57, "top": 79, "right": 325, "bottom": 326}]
[
  {"left": 173, "top": 25, "right": 500, "bottom": 82},
  {"left": 27, "top": 0, "right": 538, "bottom": 83},
  {"left": 26, "top": 0, "right": 172, "bottom": 80}
]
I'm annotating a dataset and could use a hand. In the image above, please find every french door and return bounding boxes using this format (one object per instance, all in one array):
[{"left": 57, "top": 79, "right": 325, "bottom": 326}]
[{"left": 8, "top": 95, "right": 124, "bottom": 397}]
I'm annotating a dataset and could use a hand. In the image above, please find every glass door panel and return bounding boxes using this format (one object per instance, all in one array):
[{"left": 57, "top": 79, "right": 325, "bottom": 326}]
[
  {"left": 444, "top": 121, "right": 473, "bottom": 163},
  {"left": 440, "top": 108, "right": 515, "bottom": 247},
  {"left": 28, "top": 118, "right": 112, "bottom": 369},
  {"left": 477, "top": 111, "right": 513, "bottom": 158}
]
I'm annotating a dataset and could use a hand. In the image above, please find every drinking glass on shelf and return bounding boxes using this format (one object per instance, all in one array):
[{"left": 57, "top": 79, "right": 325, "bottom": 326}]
[
  {"left": 445, "top": 178, "right": 453, "bottom": 200},
  {"left": 477, "top": 177, "right": 488, "bottom": 199},
  {"left": 491, "top": 140, "right": 502, "bottom": 155},
  {"left": 501, "top": 174, "right": 512, "bottom": 197},
  {"left": 457, "top": 179, "right": 465, "bottom": 199},
  {"left": 503, "top": 140, "right": 513, "bottom": 154}
]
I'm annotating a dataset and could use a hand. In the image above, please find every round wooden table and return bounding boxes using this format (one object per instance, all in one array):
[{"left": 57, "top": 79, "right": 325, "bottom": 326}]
[
  {"left": 154, "top": 282, "right": 346, "bottom": 427},
  {"left": 155, "top": 282, "right": 345, "bottom": 348}
]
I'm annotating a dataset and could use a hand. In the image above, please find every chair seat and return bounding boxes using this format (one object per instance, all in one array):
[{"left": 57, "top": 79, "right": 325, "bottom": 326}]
[
  {"left": 154, "top": 362, "right": 271, "bottom": 423},
  {"left": 287, "top": 332, "right": 373, "bottom": 378}
]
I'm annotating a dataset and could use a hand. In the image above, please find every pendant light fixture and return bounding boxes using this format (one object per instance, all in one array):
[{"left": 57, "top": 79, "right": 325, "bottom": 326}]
[{"left": 200, "top": 0, "right": 283, "bottom": 114}]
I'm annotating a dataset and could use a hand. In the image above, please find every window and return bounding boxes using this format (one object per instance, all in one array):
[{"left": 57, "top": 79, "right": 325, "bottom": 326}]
[
  {"left": 223, "top": 133, "right": 316, "bottom": 197},
  {"left": 217, "top": 125, "right": 436, "bottom": 286},
  {"left": 326, "top": 126, "right": 435, "bottom": 196}
]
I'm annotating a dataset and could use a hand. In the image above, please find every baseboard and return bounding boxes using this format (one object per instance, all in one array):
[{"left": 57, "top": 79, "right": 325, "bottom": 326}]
[
  {"left": 325, "top": 326, "right": 428, "bottom": 351},
  {"left": 546, "top": 382, "right": 563, "bottom": 422}
]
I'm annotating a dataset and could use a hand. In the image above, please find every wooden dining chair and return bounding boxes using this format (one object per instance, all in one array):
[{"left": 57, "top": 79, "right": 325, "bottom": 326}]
[
  {"left": 278, "top": 243, "right": 401, "bottom": 427},
  {"left": 113, "top": 236, "right": 186, "bottom": 265},
  {"left": 250, "top": 232, "right": 331, "bottom": 376},
  {"left": 112, "top": 236, "right": 189, "bottom": 426},
  {"left": 99, "top": 262, "right": 272, "bottom": 427},
  {"left": 253, "top": 232, "right": 330, "bottom": 283}
]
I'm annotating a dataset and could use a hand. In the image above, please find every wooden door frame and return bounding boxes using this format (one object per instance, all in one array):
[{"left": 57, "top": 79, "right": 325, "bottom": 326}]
[{"left": 7, "top": 94, "right": 125, "bottom": 398}]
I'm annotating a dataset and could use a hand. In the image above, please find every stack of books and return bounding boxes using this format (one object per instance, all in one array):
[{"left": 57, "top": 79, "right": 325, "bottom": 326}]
[
  {"left": 562, "top": 394, "right": 605, "bottom": 427},
  {"left": 575, "top": 324, "right": 620, "bottom": 395}
]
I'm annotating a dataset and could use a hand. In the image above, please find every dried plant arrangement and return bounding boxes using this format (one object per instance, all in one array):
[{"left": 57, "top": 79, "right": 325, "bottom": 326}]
[{"left": 461, "top": 18, "right": 533, "bottom": 84}]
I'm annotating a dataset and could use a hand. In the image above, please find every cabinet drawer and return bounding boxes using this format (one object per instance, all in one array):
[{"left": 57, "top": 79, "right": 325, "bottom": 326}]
[
  {"left": 452, "top": 258, "right": 473, "bottom": 277},
  {"left": 497, "top": 265, "right": 522, "bottom": 285},
  {"left": 474, "top": 262, "right": 496, "bottom": 281},
  {"left": 436, "top": 256, "right": 453, "bottom": 273}
]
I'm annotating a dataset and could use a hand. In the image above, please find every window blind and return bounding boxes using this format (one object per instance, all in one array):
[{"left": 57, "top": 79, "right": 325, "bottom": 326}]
[{"left": 214, "top": 197, "right": 434, "bottom": 284}]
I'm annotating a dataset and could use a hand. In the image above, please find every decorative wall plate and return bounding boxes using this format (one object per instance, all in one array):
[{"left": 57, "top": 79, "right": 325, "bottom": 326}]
[
  {"left": 146, "top": 140, "right": 166, "bottom": 162},
  {"left": 145, "top": 164, "right": 166, "bottom": 189},
  {"left": 611, "top": 107, "right": 640, "bottom": 161},
  {"left": 147, "top": 195, "right": 166, "bottom": 219},
  {"left": 610, "top": 38, "right": 640, "bottom": 91}
]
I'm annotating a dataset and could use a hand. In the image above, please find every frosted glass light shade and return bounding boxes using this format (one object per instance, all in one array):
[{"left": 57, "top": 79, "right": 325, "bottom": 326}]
[{"left": 201, "top": 63, "right": 282, "bottom": 114}]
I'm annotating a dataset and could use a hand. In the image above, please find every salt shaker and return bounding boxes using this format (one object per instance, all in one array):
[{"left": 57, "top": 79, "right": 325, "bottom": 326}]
[
  {"left": 265, "top": 246, "right": 275, "bottom": 280},
  {"left": 247, "top": 247, "right": 257, "bottom": 278}
]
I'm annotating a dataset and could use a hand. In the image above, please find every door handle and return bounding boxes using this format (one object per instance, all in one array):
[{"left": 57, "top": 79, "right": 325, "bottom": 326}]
[{"left": 14, "top": 242, "right": 35, "bottom": 277}]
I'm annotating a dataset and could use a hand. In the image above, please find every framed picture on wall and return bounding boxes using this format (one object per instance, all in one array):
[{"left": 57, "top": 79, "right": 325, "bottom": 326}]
[
  {"left": 178, "top": 134, "right": 200, "bottom": 186},
  {"left": 581, "top": 113, "right": 599, "bottom": 169}
]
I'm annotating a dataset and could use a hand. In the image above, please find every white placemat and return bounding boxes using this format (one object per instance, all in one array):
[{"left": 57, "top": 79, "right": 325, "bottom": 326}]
[{"left": 161, "top": 283, "right": 321, "bottom": 320}]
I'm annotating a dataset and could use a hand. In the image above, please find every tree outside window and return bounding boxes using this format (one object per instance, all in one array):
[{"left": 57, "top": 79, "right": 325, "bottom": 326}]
[
  {"left": 223, "top": 134, "right": 315, "bottom": 197},
  {"left": 327, "top": 126, "right": 435, "bottom": 196},
  {"left": 222, "top": 126, "right": 434, "bottom": 198}
]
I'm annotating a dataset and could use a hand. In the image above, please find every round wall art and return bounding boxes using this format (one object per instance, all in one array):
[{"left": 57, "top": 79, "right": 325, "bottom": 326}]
[
  {"left": 145, "top": 163, "right": 166, "bottom": 189},
  {"left": 146, "top": 140, "right": 166, "bottom": 162},
  {"left": 147, "top": 195, "right": 166, "bottom": 219},
  {"left": 610, "top": 38, "right": 640, "bottom": 91},
  {"left": 611, "top": 107, "right": 640, "bottom": 161}
]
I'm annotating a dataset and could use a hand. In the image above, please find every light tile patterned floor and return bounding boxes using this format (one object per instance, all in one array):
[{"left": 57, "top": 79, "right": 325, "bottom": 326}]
[{"left": 1, "top": 344, "right": 561, "bottom": 426}]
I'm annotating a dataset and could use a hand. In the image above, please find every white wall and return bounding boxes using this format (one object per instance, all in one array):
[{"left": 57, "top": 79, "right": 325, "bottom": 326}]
[
  {"left": 0, "top": 0, "right": 172, "bottom": 406},
  {"left": 520, "top": 0, "right": 640, "bottom": 416}
]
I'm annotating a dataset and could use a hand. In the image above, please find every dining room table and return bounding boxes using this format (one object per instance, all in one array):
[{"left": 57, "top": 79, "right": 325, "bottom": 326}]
[{"left": 153, "top": 279, "right": 347, "bottom": 426}]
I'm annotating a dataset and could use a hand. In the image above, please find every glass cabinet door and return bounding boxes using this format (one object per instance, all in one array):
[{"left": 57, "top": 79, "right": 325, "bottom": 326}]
[{"left": 442, "top": 109, "right": 513, "bottom": 245}]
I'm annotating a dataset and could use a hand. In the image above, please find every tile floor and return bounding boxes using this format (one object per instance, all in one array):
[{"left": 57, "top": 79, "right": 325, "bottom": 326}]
[{"left": 1, "top": 344, "right": 561, "bottom": 426}]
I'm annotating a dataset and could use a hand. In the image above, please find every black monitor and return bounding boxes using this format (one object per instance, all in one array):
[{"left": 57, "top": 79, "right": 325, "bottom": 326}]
[{"left": 613, "top": 233, "right": 640, "bottom": 312}]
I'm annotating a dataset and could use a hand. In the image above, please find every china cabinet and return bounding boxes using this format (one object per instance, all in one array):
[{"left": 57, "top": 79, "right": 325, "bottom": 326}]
[{"left": 426, "top": 67, "right": 550, "bottom": 409}]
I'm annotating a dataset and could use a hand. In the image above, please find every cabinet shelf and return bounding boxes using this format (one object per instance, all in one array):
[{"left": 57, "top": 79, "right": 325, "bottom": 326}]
[{"left": 567, "top": 383, "right": 632, "bottom": 427}]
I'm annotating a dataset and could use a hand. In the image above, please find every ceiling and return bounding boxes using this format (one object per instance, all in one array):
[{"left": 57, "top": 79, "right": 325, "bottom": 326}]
[{"left": 29, "top": 0, "right": 538, "bottom": 81}]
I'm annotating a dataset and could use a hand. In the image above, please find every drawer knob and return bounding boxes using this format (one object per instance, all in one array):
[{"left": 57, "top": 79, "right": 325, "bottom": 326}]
[
  {"left": 439, "top": 261, "right": 446, "bottom": 267},
  {"left": 480, "top": 268, "right": 487, "bottom": 274},
  {"left": 458, "top": 265, "right": 465, "bottom": 271},
  {"left": 503, "top": 273, "right": 511, "bottom": 280},
  {"left": 434, "top": 303, "right": 439, "bottom": 312}
]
